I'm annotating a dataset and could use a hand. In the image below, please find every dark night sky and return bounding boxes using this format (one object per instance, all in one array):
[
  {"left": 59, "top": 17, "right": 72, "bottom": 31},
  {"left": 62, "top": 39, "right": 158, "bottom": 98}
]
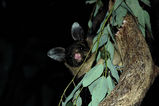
[{"left": 0, "top": 0, "right": 159, "bottom": 106}]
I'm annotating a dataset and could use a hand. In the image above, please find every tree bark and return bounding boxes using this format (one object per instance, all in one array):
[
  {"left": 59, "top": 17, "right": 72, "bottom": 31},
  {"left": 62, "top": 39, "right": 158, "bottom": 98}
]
[{"left": 99, "top": 14, "right": 159, "bottom": 106}]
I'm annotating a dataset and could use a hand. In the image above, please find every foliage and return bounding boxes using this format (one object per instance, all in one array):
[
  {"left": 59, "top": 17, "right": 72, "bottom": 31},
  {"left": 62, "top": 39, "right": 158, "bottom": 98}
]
[{"left": 59, "top": 0, "right": 151, "bottom": 106}]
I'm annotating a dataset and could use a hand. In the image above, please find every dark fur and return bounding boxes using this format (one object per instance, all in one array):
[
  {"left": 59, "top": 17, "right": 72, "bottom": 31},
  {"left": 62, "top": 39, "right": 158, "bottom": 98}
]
[
  {"left": 47, "top": 22, "right": 94, "bottom": 77},
  {"left": 65, "top": 41, "right": 89, "bottom": 67}
]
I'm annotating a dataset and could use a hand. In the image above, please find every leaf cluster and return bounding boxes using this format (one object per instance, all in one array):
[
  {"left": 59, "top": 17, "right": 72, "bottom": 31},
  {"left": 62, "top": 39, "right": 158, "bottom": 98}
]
[{"left": 59, "top": 0, "right": 152, "bottom": 105}]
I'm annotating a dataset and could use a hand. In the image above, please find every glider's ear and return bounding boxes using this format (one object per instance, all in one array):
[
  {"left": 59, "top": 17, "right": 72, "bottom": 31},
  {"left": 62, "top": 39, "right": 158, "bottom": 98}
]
[
  {"left": 47, "top": 47, "right": 65, "bottom": 62},
  {"left": 71, "top": 22, "right": 84, "bottom": 41}
]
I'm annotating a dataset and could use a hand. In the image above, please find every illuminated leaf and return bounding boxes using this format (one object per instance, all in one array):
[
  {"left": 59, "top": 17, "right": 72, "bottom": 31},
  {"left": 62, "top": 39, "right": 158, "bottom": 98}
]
[
  {"left": 143, "top": 11, "right": 152, "bottom": 35},
  {"left": 62, "top": 81, "right": 83, "bottom": 106},
  {"left": 96, "top": 51, "right": 101, "bottom": 62},
  {"left": 92, "top": 27, "right": 108, "bottom": 53},
  {"left": 107, "top": 24, "right": 116, "bottom": 43},
  {"left": 88, "top": 19, "right": 92, "bottom": 29},
  {"left": 113, "top": 0, "right": 123, "bottom": 11},
  {"left": 73, "top": 90, "right": 82, "bottom": 106},
  {"left": 115, "top": 6, "right": 127, "bottom": 27},
  {"left": 66, "top": 101, "right": 73, "bottom": 106},
  {"left": 94, "top": 0, "right": 103, "bottom": 17},
  {"left": 88, "top": 76, "right": 107, "bottom": 105},
  {"left": 140, "top": 0, "right": 151, "bottom": 7},
  {"left": 106, "top": 75, "right": 115, "bottom": 94},
  {"left": 82, "top": 64, "right": 104, "bottom": 87},
  {"left": 125, "top": 0, "right": 148, "bottom": 37},
  {"left": 85, "top": 0, "right": 96, "bottom": 4},
  {"left": 107, "top": 59, "right": 119, "bottom": 81},
  {"left": 106, "top": 39, "right": 114, "bottom": 61}
]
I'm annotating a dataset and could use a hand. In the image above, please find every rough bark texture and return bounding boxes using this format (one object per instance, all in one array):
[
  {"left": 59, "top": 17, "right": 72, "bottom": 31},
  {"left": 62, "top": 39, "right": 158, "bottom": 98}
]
[{"left": 99, "top": 15, "right": 159, "bottom": 106}]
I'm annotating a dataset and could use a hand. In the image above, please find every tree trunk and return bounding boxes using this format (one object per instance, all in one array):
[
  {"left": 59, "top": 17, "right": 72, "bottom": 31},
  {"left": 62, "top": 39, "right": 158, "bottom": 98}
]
[{"left": 99, "top": 13, "right": 159, "bottom": 106}]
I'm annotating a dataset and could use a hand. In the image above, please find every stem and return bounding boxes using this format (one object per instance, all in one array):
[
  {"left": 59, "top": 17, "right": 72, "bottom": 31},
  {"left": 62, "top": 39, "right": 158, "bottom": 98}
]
[
  {"left": 74, "top": 87, "right": 83, "bottom": 106},
  {"left": 95, "top": 5, "right": 114, "bottom": 53},
  {"left": 104, "top": 46, "right": 108, "bottom": 77}
]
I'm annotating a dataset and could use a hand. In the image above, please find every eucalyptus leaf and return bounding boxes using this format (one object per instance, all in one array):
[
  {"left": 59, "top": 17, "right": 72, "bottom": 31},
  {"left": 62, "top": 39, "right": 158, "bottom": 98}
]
[
  {"left": 82, "top": 64, "right": 104, "bottom": 87},
  {"left": 75, "top": 96, "right": 82, "bottom": 106},
  {"left": 94, "top": 3, "right": 100, "bottom": 17},
  {"left": 112, "top": 1, "right": 127, "bottom": 27},
  {"left": 111, "top": 12, "right": 117, "bottom": 26},
  {"left": 115, "top": 5, "right": 127, "bottom": 27},
  {"left": 88, "top": 76, "right": 107, "bottom": 105},
  {"left": 93, "top": 35, "right": 98, "bottom": 45},
  {"left": 106, "top": 75, "right": 115, "bottom": 94},
  {"left": 140, "top": 0, "right": 151, "bottom": 7},
  {"left": 96, "top": 51, "right": 101, "bottom": 62},
  {"left": 121, "top": 1, "right": 133, "bottom": 14},
  {"left": 92, "top": 39, "right": 97, "bottom": 53},
  {"left": 98, "top": 27, "right": 108, "bottom": 47},
  {"left": 88, "top": 79, "right": 98, "bottom": 96},
  {"left": 63, "top": 80, "right": 83, "bottom": 105},
  {"left": 73, "top": 90, "right": 82, "bottom": 106},
  {"left": 92, "top": 26, "right": 108, "bottom": 53},
  {"left": 105, "top": 38, "right": 114, "bottom": 61},
  {"left": 125, "top": 0, "right": 146, "bottom": 37},
  {"left": 88, "top": 19, "right": 92, "bottom": 29},
  {"left": 138, "top": 10, "right": 146, "bottom": 37},
  {"left": 107, "top": 59, "right": 119, "bottom": 81},
  {"left": 143, "top": 10, "right": 152, "bottom": 35},
  {"left": 85, "top": 0, "right": 96, "bottom": 4},
  {"left": 113, "top": 0, "right": 123, "bottom": 11},
  {"left": 107, "top": 24, "right": 116, "bottom": 43},
  {"left": 94, "top": 0, "right": 103, "bottom": 17},
  {"left": 97, "top": 12, "right": 108, "bottom": 34},
  {"left": 66, "top": 101, "right": 73, "bottom": 106},
  {"left": 125, "top": 0, "right": 142, "bottom": 16}
]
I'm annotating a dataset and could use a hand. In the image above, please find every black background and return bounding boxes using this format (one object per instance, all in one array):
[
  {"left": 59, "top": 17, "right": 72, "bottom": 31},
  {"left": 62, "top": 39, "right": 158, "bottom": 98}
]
[{"left": 0, "top": 0, "right": 159, "bottom": 106}]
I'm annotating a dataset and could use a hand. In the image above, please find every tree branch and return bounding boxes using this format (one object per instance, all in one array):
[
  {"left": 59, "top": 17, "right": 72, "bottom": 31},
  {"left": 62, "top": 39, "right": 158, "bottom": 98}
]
[{"left": 99, "top": 14, "right": 159, "bottom": 106}]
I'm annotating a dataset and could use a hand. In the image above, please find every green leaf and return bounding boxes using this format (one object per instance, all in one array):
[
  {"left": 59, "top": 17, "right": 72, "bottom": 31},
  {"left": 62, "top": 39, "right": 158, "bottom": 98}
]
[
  {"left": 140, "top": 0, "right": 151, "bottom": 7},
  {"left": 75, "top": 96, "right": 82, "bottom": 106},
  {"left": 92, "top": 37, "right": 97, "bottom": 53},
  {"left": 106, "top": 75, "right": 115, "bottom": 94},
  {"left": 66, "top": 101, "right": 73, "bottom": 106},
  {"left": 85, "top": 0, "right": 96, "bottom": 4},
  {"left": 138, "top": 10, "right": 152, "bottom": 37},
  {"left": 107, "top": 59, "right": 119, "bottom": 81},
  {"left": 93, "top": 0, "right": 103, "bottom": 17},
  {"left": 92, "top": 26, "right": 108, "bottom": 53},
  {"left": 62, "top": 81, "right": 83, "bottom": 106},
  {"left": 113, "top": 0, "right": 123, "bottom": 11},
  {"left": 105, "top": 38, "right": 114, "bottom": 61},
  {"left": 88, "top": 76, "right": 107, "bottom": 106},
  {"left": 73, "top": 90, "right": 82, "bottom": 106},
  {"left": 111, "top": 1, "right": 127, "bottom": 27},
  {"left": 88, "top": 19, "right": 92, "bottom": 29},
  {"left": 111, "top": 12, "right": 117, "bottom": 26},
  {"left": 99, "top": 27, "right": 109, "bottom": 46},
  {"left": 115, "top": 6, "right": 127, "bottom": 27},
  {"left": 96, "top": 51, "right": 101, "bottom": 62},
  {"left": 94, "top": 3, "right": 100, "bottom": 17},
  {"left": 125, "top": 0, "right": 147, "bottom": 37},
  {"left": 82, "top": 64, "right": 104, "bottom": 87},
  {"left": 125, "top": 0, "right": 142, "bottom": 16},
  {"left": 96, "top": 12, "right": 109, "bottom": 34},
  {"left": 143, "top": 11, "right": 152, "bottom": 35},
  {"left": 107, "top": 24, "right": 116, "bottom": 43}
]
